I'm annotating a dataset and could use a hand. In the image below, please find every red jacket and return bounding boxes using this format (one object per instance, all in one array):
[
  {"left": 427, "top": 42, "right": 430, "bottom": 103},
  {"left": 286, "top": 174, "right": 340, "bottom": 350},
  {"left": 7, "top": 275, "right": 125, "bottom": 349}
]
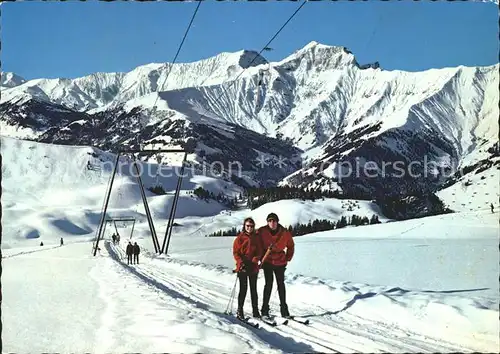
[
  {"left": 258, "top": 225, "right": 294, "bottom": 266},
  {"left": 233, "top": 231, "right": 263, "bottom": 274}
]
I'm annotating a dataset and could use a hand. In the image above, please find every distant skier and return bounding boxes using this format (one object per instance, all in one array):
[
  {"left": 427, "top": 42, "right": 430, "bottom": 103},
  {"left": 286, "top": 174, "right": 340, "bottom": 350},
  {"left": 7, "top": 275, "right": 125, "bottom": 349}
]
[
  {"left": 112, "top": 233, "right": 117, "bottom": 244},
  {"left": 60, "top": 237, "right": 64, "bottom": 246},
  {"left": 133, "top": 242, "right": 140, "bottom": 264},
  {"left": 126, "top": 242, "right": 133, "bottom": 265},
  {"left": 40, "top": 241, "right": 44, "bottom": 246},
  {"left": 491, "top": 203, "right": 494, "bottom": 213}
]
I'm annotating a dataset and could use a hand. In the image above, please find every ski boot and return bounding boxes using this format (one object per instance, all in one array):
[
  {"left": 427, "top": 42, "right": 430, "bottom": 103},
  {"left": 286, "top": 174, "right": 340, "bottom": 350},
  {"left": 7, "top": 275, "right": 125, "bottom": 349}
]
[
  {"left": 280, "top": 304, "right": 292, "bottom": 319},
  {"left": 260, "top": 305, "right": 271, "bottom": 320},
  {"left": 236, "top": 307, "right": 245, "bottom": 320},
  {"left": 252, "top": 307, "right": 261, "bottom": 318}
]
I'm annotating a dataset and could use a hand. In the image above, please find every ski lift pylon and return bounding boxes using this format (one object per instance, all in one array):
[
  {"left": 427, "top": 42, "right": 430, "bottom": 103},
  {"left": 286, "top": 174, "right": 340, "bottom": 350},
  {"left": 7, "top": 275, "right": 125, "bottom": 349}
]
[{"left": 93, "top": 148, "right": 188, "bottom": 257}]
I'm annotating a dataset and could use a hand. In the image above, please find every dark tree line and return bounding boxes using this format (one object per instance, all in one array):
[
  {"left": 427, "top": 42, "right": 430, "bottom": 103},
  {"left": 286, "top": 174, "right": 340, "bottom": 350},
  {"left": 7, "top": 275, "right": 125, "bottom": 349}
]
[
  {"left": 148, "top": 185, "right": 166, "bottom": 195},
  {"left": 286, "top": 214, "right": 381, "bottom": 236},
  {"left": 244, "top": 183, "right": 451, "bottom": 220},
  {"left": 207, "top": 227, "right": 239, "bottom": 237},
  {"left": 194, "top": 186, "right": 238, "bottom": 209},
  {"left": 246, "top": 186, "right": 347, "bottom": 210},
  {"left": 375, "top": 192, "right": 452, "bottom": 220},
  {"left": 206, "top": 214, "right": 381, "bottom": 237}
]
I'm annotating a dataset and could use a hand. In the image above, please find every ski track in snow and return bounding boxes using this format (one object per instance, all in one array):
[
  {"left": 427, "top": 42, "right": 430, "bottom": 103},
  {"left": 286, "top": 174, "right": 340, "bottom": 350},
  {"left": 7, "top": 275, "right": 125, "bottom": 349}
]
[
  {"left": 97, "top": 242, "right": 290, "bottom": 353},
  {"left": 90, "top": 262, "right": 116, "bottom": 352},
  {"left": 104, "top": 241, "right": 480, "bottom": 353},
  {"left": 2, "top": 243, "right": 102, "bottom": 353}
]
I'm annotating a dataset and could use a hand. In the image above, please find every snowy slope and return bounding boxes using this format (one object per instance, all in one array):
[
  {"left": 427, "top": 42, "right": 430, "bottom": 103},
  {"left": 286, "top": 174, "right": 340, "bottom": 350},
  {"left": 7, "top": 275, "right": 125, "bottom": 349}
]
[
  {"left": 2, "top": 213, "right": 498, "bottom": 352},
  {"left": 2, "top": 133, "right": 499, "bottom": 352},
  {"left": 0, "top": 136, "right": 241, "bottom": 248},
  {"left": 437, "top": 158, "right": 500, "bottom": 212},
  {"left": 166, "top": 197, "right": 388, "bottom": 240},
  {"left": 1, "top": 136, "right": 374, "bottom": 248},
  {"left": 166, "top": 210, "right": 499, "bottom": 298}
]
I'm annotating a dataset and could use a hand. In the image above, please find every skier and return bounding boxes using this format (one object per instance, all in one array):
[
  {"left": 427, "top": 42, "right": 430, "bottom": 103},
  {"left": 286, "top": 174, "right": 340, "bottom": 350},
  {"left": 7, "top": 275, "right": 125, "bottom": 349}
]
[
  {"left": 126, "top": 241, "right": 133, "bottom": 265},
  {"left": 257, "top": 213, "right": 294, "bottom": 319},
  {"left": 233, "top": 217, "right": 262, "bottom": 319},
  {"left": 60, "top": 237, "right": 64, "bottom": 246},
  {"left": 111, "top": 233, "right": 116, "bottom": 244},
  {"left": 491, "top": 203, "right": 494, "bottom": 213},
  {"left": 133, "top": 242, "right": 140, "bottom": 264},
  {"left": 40, "top": 241, "right": 44, "bottom": 246}
]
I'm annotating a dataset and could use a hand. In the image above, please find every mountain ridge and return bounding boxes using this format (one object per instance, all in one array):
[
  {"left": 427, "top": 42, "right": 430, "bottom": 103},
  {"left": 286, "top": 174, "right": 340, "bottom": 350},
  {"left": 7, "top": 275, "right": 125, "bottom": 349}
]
[{"left": 1, "top": 41, "right": 498, "bottom": 196}]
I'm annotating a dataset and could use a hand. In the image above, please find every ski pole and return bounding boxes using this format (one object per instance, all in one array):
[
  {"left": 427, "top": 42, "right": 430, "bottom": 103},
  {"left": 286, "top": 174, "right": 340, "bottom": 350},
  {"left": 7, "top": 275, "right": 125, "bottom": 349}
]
[
  {"left": 259, "top": 243, "right": 274, "bottom": 268},
  {"left": 225, "top": 273, "right": 238, "bottom": 314}
]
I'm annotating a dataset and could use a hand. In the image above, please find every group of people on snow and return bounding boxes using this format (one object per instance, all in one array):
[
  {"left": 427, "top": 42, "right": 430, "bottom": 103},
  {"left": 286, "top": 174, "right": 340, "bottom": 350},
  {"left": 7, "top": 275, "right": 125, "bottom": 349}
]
[
  {"left": 126, "top": 241, "right": 140, "bottom": 265},
  {"left": 232, "top": 212, "right": 294, "bottom": 320},
  {"left": 111, "top": 233, "right": 121, "bottom": 245}
]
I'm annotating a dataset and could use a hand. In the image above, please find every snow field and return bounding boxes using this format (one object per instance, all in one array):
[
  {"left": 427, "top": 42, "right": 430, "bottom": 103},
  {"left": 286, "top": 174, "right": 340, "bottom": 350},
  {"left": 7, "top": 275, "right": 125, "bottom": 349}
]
[{"left": 2, "top": 136, "right": 499, "bottom": 352}]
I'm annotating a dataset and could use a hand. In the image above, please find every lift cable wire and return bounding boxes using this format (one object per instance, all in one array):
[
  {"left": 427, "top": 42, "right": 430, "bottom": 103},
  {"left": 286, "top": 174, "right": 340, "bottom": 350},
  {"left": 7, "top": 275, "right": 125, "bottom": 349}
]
[
  {"left": 149, "top": 0, "right": 203, "bottom": 118},
  {"left": 211, "top": 0, "right": 309, "bottom": 106}
]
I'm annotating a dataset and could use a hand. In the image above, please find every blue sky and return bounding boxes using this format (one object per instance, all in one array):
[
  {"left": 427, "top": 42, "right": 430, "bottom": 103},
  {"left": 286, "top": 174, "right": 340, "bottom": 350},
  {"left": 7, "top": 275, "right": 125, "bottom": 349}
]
[{"left": 2, "top": 1, "right": 498, "bottom": 80}]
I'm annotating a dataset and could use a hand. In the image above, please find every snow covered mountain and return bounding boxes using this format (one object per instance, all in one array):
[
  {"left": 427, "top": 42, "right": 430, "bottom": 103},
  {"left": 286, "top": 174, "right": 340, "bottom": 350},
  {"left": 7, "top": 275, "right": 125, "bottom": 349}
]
[
  {"left": 0, "top": 50, "right": 267, "bottom": 111},
  {"left": 1, "top": 41, "right": 498, "bottom": 196},
  {"left": 1, "top": 72, "right": 26, "bottom": 88}
]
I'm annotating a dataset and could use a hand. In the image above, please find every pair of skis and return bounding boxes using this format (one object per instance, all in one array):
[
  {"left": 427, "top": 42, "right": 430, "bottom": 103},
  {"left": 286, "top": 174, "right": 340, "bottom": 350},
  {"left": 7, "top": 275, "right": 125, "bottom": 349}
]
[
  {"left": 234, "top": 314, "right": 310, "bottom": 329},
  {"left": 285, "top": 316, "right": 310, "bottom": 325}
]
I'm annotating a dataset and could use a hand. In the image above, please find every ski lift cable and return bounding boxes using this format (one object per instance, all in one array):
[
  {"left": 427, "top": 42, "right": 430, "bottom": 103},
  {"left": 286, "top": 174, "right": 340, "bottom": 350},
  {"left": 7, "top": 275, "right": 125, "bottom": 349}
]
[
  {"left": 133, "top": 0, "right": 201, "bottom": 157},
  {"left": 212, "top": 0, "right": 309, "bottom": 105},
  {"left": 115, "top": 158, "right": 125, "bottom": 201},
  {"left": 149, "top": 0, "right": 202, "bottom": 114}
]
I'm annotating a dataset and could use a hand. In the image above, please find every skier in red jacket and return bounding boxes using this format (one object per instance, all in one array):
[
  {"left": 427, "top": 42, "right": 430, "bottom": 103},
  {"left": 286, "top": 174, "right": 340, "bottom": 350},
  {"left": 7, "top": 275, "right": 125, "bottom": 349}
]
[
  {"left": 258, "top": 212, "right": 294, "bottom": 319},
  {"left": 233, "top": 217, "right": 263, "bottom": 319}
]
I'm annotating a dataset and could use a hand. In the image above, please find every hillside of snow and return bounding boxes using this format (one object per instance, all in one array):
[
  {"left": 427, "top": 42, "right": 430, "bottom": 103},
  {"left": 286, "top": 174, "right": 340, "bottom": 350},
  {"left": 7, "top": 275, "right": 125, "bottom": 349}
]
[
  {"left": 0, "top": 136, "right": 241, "bottom": 247},
  {"left": 4, "top": 231, "right": 498, "bottom": 352},
  {"left": 0, "top": 136, "right": 382, "bottom": 248},
  {"left": 166, "top": 210, "right": 499, "bottom": 299},
  {"left": 2, "top": 134, "right": 499, "bottom": 352},
  {"left": 437, "top": 157, "right": 500, "bottom": 212},
  {"left": 3, "top": 213, "right": 499, "bottom": 353}
]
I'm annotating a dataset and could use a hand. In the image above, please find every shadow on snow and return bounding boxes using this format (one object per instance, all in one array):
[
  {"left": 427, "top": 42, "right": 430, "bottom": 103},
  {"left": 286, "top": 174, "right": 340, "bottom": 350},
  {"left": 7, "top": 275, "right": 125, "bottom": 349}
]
[{"left": 105, "top": 241, "right": 318, "bottom": 353}]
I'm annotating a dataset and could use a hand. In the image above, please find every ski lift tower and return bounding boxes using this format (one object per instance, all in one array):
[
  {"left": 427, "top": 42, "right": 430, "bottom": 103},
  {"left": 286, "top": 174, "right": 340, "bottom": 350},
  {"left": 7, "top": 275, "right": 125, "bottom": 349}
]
[{"left": 92, "top": 141, "right": 195, "bottom": 257}]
